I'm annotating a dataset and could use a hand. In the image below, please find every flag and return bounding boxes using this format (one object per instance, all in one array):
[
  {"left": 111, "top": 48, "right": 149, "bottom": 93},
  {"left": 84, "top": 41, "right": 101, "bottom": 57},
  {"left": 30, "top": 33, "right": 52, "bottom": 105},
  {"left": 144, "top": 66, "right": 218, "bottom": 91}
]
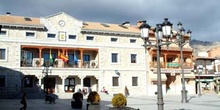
[
  {"left": 74, "top": 50, "right": 78, "bottom": 64},
  {"left": 49, "top": 48, "right": 53, "bottom": 65},
  {"left": 58, "top": 50, "right": 68, "bottom": 62}
]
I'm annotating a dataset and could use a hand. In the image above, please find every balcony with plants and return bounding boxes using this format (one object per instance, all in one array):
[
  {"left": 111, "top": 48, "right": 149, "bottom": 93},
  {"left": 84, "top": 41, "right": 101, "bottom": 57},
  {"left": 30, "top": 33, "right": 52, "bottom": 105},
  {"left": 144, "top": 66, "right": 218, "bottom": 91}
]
[
  {"left": 149, "top": 54, "right": 192, "bottom": 69},
  {"left": 20, "top": 46, "right": 99, "bottom": 69}
]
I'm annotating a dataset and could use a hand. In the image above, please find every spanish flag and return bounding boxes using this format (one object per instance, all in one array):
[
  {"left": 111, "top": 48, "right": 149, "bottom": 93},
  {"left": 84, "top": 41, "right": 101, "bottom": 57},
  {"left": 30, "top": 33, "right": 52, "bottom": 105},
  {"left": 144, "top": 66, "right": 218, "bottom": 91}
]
[{"left": 58, "top": 50, "right": 68, "bottom": 62}]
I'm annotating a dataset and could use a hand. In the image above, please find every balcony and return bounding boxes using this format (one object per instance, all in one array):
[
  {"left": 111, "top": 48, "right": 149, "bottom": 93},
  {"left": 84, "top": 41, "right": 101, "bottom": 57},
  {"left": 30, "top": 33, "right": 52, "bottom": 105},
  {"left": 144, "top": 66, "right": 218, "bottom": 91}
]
[
  {"left": 150, "top": 62, "right": 192, "bottom": 69},
  {"left": 21, "top": 47, "right": 99, "bottom": 69},
  {"left": 21, "top": 58, "right": 99, "bottom": 69},
  {"left": 150, "top": 62, "right": 165, "bottom": 68}
]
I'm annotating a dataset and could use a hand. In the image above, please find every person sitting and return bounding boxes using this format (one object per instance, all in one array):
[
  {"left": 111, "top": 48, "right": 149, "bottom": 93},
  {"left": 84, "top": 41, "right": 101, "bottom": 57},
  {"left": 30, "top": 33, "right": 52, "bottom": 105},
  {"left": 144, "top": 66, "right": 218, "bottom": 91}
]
[{"left": 101, "top": 87, "right": 109, "bottom": 95}]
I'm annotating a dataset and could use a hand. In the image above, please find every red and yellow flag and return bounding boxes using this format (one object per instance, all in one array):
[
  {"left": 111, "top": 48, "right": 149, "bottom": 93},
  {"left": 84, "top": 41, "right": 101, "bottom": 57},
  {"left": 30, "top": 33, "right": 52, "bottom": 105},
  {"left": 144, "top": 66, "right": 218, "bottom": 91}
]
[{"left": 58, "top": 50, "right": 68, "bottom": 62}]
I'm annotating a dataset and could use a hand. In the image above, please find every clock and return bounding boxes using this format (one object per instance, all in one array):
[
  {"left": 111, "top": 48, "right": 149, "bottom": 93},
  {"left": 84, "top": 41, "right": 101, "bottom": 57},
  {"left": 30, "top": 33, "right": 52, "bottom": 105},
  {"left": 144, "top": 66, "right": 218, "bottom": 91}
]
[{"left": 58, "top": 20, "right": 65, "bottom": 27}]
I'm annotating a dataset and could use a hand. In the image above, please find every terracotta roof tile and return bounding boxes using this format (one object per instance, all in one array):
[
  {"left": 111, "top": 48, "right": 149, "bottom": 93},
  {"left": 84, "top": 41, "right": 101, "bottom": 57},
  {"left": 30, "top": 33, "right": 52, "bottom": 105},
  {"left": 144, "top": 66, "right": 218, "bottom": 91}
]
[
  {"left": 0, "top": 15, "right": 43, "bottom": 27},
  {"left": 82, "top": 21, "right": 140, "bottom": 33}
]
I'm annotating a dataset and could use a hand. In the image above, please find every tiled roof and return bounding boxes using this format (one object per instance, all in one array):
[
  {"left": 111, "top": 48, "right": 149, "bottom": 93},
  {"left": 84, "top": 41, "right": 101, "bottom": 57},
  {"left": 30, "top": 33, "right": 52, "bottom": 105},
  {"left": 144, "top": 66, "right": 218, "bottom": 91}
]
[
  {"left": 82, "top": 21, "right": 141, "bottom": 34},
  {"left": 0, "top": 15, "right": 44, "bottom": 27}
]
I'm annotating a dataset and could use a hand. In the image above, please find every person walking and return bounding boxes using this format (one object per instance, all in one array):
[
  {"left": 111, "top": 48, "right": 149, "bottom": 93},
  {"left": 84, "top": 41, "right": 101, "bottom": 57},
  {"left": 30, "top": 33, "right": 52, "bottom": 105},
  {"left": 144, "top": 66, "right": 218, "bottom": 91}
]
[
  {"left": 124, "top": 86, "right": 129, "bottom": 97},
  {"left": 20, "top": 93, "right": 27, "bottom": 110}
]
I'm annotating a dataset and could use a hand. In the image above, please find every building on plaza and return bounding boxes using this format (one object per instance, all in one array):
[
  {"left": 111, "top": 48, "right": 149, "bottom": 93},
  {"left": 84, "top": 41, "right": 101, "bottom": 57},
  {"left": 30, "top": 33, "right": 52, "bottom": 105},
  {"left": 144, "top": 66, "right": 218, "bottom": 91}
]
[
  {"left": 194, "top": 55, "right": 216, "bottom": 94},
  {"left": 0, "top": 12, "right": 194, "bottom": 98},
  {"left": 207, "top": 47, "right": 220, "bottom": 93}
]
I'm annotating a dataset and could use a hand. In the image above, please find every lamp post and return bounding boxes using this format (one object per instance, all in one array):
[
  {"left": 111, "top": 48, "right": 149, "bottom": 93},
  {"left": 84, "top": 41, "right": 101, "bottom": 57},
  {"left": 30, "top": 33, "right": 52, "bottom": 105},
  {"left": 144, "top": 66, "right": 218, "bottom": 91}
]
[
  {"left": 175, "top": 22, "right": 192, "bottom": 103},
  {"left": 0, "top": 25, "right": 2, "bottom": 31},
  {"left": 198, "top": 65, "right": 203, "bottom": 97},
  {"left": 140, "top": 18, "right": 173, "bottom": 110},
  {"left": 42, "top": 61, "right": 52, "bottom": 94}
]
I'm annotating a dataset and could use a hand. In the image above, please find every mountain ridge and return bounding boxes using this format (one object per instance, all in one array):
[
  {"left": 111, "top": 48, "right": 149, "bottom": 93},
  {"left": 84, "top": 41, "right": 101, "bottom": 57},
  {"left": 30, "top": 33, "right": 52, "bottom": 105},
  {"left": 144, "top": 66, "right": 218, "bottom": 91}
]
[{"left": 190, "top": 39, "right": 220, "bottom": 56}]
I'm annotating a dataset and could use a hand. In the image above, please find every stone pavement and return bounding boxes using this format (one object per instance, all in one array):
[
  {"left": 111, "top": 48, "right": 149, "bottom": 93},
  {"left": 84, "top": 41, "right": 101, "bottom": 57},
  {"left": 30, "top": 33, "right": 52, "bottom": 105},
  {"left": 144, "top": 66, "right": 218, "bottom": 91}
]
[{"left": 0, "top": 93, "right": 220, "bottom": 110}]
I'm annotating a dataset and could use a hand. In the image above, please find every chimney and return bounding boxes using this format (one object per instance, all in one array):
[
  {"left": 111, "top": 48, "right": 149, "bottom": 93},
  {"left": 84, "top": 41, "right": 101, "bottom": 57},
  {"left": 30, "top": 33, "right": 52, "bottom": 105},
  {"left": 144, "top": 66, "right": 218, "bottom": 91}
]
[
  {"left": 137, "top": 20, "right": 143, "bottom": 28},
  {"left": 6, "top": 12, "right": 11, "bottom": 16}
]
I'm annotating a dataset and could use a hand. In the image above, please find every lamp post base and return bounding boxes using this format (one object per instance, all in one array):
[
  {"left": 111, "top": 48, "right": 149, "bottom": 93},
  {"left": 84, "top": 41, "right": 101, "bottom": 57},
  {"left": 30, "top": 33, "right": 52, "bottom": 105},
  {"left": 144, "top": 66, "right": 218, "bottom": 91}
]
[{"left": 181, "top": 90, "right": 188, "bottom": 103}]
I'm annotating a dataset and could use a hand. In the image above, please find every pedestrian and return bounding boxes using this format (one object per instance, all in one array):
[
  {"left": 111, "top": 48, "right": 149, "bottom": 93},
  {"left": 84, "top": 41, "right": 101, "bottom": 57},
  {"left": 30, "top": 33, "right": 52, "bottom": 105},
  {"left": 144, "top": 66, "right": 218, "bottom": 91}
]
[
  {"left": 124, "top": 86, "right": 129, "bottom": 97},
  {"left": 20, "top": 93, "right": 27, "bottom": 110}
]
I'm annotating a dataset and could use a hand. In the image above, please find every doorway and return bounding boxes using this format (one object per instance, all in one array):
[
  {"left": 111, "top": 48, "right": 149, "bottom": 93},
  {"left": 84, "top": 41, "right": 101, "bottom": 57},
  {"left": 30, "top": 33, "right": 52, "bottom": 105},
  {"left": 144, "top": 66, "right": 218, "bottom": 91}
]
[
  {"left": 83, "top": 77, "right": 91, "bottom": 87},
  {"left": 44, "top": 78, "right": 55, "bottom": 93}
]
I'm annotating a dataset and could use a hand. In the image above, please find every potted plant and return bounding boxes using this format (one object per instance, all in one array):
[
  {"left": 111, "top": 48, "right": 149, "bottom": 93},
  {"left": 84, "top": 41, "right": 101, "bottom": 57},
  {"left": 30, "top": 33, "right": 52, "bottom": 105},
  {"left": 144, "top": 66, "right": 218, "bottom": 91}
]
[
  {"left": 35, "top": 60, "right": 40, "bottom": 67},
  {"left": 54, "top": 60, "right": 58, "bottom": 67},
  {"left": 91, "top": 62, "right": 96, "bottom": 68},
  {"left": 87, "top": 91, "right": 101, "bottom": 110},
  {"left": 110, "top": 93, "right": 140, "bottom": 110},
  {"left": 111, "top": 93, "right": 127, "bottom": 108},
  {"left": 71, "top": 92, "right": 83, "bottom": 109}
]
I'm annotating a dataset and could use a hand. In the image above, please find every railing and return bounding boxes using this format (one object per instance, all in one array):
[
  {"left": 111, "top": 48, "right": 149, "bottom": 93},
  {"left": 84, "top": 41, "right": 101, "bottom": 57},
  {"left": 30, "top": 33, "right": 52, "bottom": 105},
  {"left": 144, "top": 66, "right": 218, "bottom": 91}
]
[
  {"left": 167, "top": 62, "right": 179, "bottom": 68},
  {"left": 150, "top": 62, "right": 192, "bottom": 69},
  {"left": 20, "top": 58, "right": 99, "bottom": 69},
  {"left": 150, "top": 62, "right": 165, "bottom": 68}
]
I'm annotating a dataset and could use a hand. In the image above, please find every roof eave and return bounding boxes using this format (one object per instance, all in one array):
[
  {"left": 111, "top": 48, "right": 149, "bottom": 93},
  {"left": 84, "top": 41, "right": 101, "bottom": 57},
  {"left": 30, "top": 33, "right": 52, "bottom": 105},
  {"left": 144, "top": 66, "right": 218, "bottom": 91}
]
[
  {"left": 0, "top": 23, "right": 45, "bottom": 29},
  {"left": 81, "top": 29, "right": 140, "bottom": 37}
]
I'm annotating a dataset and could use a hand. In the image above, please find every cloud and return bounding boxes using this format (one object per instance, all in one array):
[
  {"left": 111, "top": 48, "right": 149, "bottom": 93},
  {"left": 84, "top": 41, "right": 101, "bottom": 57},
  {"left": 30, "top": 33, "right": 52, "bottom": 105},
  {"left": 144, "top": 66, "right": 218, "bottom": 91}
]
[{"left": 0, "top": 0, "right": 220, "bottom": 41}]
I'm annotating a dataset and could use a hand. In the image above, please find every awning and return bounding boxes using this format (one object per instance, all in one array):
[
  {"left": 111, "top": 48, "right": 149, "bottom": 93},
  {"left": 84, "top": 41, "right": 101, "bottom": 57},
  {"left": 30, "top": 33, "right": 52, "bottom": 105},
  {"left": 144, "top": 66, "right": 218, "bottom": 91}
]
[
  {"left": 195, "top": 79, "right": 214, "bottom": 82},
  {"left": 150, "top": 73, "right": 167, "bottom": 81},
  {"left": 184, "top": 74, "right": 195, "bottom": 79}
]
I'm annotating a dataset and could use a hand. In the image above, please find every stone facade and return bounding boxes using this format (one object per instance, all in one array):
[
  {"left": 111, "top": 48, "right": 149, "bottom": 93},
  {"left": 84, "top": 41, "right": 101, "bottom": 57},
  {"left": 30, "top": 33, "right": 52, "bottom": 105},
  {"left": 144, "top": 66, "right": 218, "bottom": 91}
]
[{"left": 0, "top": 12, "right": 195, "bottom": 98}]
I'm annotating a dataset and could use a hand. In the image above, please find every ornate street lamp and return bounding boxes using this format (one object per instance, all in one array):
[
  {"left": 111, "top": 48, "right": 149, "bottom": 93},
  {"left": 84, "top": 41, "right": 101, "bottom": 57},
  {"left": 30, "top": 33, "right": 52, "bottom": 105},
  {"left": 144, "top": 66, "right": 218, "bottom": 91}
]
[
  {"left": 140, "top": 18, "right": 172, "bottom": 110},
  {"left": 0, "top": 25, "right": 2, "bottom": 31},
  {"left": 174, "top": 22, "right": 192, "bottom": 103},
  {"left": 197, "top": 65, "right": 203, "bottom": 97},
  {"left": 42, "top": 61, "right": 52, "bottom": 94}
]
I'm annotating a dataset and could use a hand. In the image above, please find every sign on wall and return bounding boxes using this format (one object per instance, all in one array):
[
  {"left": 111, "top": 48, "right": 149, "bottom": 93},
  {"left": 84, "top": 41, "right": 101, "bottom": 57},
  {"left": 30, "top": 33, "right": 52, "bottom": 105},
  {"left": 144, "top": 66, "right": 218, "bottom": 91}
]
[{"left": 58, "top": 31, "right": 66, "bottom": 41}]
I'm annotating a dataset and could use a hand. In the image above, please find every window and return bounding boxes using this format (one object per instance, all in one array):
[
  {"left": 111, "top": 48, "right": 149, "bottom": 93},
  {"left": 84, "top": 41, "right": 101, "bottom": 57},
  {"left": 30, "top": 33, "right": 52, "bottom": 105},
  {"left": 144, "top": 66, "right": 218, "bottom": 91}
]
[
  {"left": 43, "top": 53, "right": 56, "bottom": 65},
  {"left": 47, "top": 33, "right": 56, "bottom": 38},
  {"left": 100, "top": 23, "right": 110, "bottom": 27},
  {"left": 0, "top": 75, "right": 5, "bottom": 87},
  {"left": 112, "top": 77, "right": 119, "bottom": 86},
  {"left": 130, "top": 39, "right": 136, "bottom": 43},
  {"left": 83, "top": 55, "right": 90, "bottom": 66},
  {"left": 83, "top": 55, "right": 90, "bottom": 62},
  {"left": 0, "top": 30, "right": 7, "bottom": 35},
  {"left": 65, "top": 78, "right": 75, "bottom": 92},
  {"left": 69, "top": 35, "right": 76, "bottom": 39},
  {"left": 26, "top": 32, "right": 35, "bottom": 37},
  {"left": 132, "top": 77, "right": 138, "bottom": 86},
  {"left": 86, "top": 36, "right": 94, "bottom": 40},
  {"left": 153, "top": 56, "right": 157, "bottom": 62},
  {"left": 0, "top": 49, "right": 6, "bottom": 60},
  {"left": 24, "top": 17, "right": 32, "bottom": 21},
  {"left": 111, "top": 53, "right": 118, "bottom": 63},
  {"left": 21, "top": 50, "right": 33, "bottom": 66},
  {"left": 111, "top": 38, "right": 118, "bottom": 42},
  {"left": 131, "top": 54, "right": 137, "bottom": 63}
]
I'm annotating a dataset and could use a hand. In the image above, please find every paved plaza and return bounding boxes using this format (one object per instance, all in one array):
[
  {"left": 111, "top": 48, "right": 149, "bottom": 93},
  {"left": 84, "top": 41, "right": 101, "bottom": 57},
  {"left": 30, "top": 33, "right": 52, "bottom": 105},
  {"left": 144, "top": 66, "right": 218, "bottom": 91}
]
[{"left": 0, "top": 93, "right": 220, "bottom": 110}]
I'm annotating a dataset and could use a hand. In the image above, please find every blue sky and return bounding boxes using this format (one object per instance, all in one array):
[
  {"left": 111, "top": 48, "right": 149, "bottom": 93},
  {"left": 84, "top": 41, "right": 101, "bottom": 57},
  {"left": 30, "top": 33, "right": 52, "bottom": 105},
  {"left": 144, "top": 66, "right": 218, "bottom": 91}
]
[{"left": 1, "top": 0, "right": 219, "bottom": 42}]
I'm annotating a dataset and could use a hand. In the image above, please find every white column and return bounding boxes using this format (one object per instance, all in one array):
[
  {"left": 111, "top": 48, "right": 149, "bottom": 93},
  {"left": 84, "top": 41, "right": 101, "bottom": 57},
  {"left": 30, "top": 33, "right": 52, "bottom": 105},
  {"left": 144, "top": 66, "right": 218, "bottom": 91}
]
[
  {"left": 61, "top": 75, "right": 68, "bottom": 93},
  {"left": 36, "top": 75, "right": 43, "bottom": 93},
  {"left": 79, "top": 75, "right": 86, "bottom": 90},
  {"left": 94, "top": 75, "right": 99, "bottom": 92}
]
